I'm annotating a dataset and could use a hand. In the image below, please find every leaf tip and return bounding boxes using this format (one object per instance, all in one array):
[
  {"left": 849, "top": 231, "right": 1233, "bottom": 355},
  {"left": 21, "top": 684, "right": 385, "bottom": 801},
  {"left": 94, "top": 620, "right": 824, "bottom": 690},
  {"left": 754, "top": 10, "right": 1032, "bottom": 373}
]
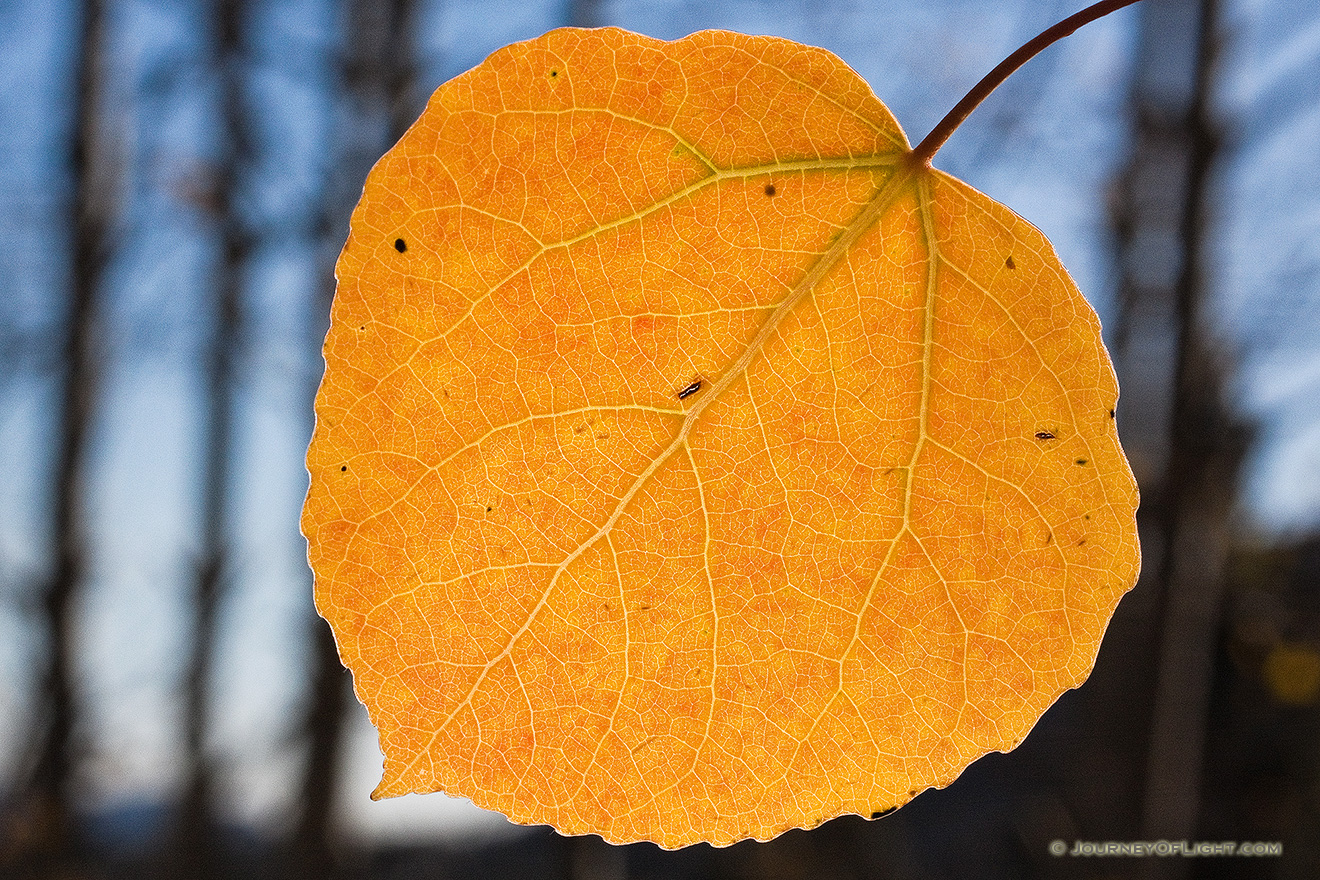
[{"left": 372, "top": 765, "right": 409, "bottom": 801}]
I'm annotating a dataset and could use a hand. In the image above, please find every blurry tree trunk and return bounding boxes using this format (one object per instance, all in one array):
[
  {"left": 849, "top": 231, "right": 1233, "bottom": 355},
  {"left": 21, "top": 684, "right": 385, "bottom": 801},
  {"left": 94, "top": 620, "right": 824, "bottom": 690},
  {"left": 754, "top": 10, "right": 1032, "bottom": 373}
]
[
  {"left": 292, "top": 2, "right": 419, "bottom": 876},
  {"left": 1111, "top": 0, "right": 1247, "bottom": 873},
  {"left": 9, "top": 0, "right": 109, "bottom": 874},
  {"left": 177, "top": 1, "right": 250, "bottom": 877}
]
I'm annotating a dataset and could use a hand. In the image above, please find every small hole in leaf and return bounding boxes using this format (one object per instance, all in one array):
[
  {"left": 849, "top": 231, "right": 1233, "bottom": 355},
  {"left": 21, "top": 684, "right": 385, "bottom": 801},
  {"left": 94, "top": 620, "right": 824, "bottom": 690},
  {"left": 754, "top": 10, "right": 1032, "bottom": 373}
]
[
  {"left": 341, "top": 465, "right": 347, "bottom": 472},
  {"left": 486, "top": 506, "right": 492, "bottom": 512},
  {"left": 1005, "top": 255, "right": 1016, "bottom": 270},
  {"left": 550, "top": 69, "right": 558, "bottom": 77},
  {"left": 394, "top": 238, "right": 407, "bottom": 253},
  {"left": 1109, "top": 408, "right": 1116, "bottom": 419},
  {"left": 1034, "top": 431, "right": 1055, "bottom": 441},
  {"left": 764, "top": 183, "right": 776, "bottom": 196}
]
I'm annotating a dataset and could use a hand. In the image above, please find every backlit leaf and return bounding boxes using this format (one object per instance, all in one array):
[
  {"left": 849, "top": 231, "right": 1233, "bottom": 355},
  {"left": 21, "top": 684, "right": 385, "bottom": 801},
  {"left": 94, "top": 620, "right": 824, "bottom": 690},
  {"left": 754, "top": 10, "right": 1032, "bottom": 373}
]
[{"left": 303, "top": 27, "right": 1140, "bottom": 848}]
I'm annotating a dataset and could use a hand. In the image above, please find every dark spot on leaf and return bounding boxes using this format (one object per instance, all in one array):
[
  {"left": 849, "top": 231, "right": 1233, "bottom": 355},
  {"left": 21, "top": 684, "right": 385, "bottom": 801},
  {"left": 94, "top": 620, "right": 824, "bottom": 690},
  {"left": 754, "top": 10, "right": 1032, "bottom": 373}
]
[
  {"left": 908, "top": 789, "right": 917, "bottom": 796},
  {"left": 1109, "top": 408, "right": 1116, "bottom": 419},
  {"left": 550, "top": 69, "right": 558, "bottom": 77},
  {"left": 1045, "top": 531, "right": 1054, "bottom": 545},
  {"left": 341, "top": 465, "right": 347, "bottom": 472},
  {"left": 1084, "top": 513, "right": 1091, "bottom": 520},
  {"left": 486, "top": 506, "right": 492, "bottom": 512},
  {"left": 678, "top": 379, "right": 702, "bottom": 400},
  {"left": 359, "top": 325, "right": 366, "bottom": 331},
  {"left": 764, "top": 183, "right": 776, "bottom": 196},
  {"left": 1005, "top": 255, "right": 1016, "bottom": 269},
  {"left": 1076, "top": 458, "right": 1088, "bottom": 466},
  {"left": 1035, "top": 431, "right": 1055, "bottom": 441},
  {"left": 394, "top": 238, "right": 407, "bottom": 252},
  {"left": 1077, "top": 538, "right": 1087, "bottom": 546}
]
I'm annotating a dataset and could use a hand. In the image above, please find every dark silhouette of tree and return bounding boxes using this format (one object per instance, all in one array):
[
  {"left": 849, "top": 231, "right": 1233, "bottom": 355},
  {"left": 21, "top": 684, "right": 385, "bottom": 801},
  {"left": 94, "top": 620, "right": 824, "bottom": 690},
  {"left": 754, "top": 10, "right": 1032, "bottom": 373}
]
[
  {"left": 177, "top": 1, "right": 252, "bottom": 877},
  {"left": 7, "top": 1, "right": 111, "bottom": 876},
  {"left": 1110, "top": 1, "right": 1251, "bottom": 873}
]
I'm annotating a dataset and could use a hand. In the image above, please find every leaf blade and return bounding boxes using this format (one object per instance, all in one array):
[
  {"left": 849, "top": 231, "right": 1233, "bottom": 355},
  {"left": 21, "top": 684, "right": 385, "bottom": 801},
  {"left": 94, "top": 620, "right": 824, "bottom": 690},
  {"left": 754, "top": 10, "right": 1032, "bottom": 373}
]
[{"left": 304, "top": 26, "right": 1139, "bottom": 848}]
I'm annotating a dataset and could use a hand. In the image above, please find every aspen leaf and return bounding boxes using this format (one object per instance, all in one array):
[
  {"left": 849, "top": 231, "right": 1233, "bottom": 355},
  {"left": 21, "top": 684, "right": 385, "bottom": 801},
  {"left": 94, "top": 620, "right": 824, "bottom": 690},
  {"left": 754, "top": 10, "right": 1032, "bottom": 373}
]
[{"left": 303, "top": 27, "right": 1140, "bottom": 848}]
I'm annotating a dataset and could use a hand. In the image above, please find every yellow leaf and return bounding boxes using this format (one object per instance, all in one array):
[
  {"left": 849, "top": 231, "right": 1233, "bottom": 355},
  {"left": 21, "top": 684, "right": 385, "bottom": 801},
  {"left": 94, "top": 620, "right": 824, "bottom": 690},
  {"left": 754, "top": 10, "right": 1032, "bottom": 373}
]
[{"left": 303, "top": 27, "right": 1140, "bottom": 848}]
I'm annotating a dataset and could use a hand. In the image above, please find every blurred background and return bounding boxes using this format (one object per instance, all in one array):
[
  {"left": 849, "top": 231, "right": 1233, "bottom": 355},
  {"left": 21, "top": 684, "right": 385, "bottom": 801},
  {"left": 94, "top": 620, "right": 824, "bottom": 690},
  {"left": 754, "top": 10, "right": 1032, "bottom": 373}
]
[{"left": 1, "top": 0, "right": 1316, "bottom": 877}]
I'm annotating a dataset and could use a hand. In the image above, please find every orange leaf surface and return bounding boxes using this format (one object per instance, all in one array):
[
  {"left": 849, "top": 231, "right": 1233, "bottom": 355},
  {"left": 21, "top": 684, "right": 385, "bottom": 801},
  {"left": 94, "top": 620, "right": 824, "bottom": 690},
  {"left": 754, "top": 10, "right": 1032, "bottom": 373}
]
[{"left": 303, "top": 27, "right": 1140, "bottom": 848}]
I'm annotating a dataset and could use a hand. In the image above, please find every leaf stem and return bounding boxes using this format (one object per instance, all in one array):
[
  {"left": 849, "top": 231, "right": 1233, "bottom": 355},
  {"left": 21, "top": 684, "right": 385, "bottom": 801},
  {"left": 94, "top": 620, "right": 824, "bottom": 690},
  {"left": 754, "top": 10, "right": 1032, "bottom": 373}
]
[{"left": 909, "top": 0, "right": 1144, "bottom": 166}]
